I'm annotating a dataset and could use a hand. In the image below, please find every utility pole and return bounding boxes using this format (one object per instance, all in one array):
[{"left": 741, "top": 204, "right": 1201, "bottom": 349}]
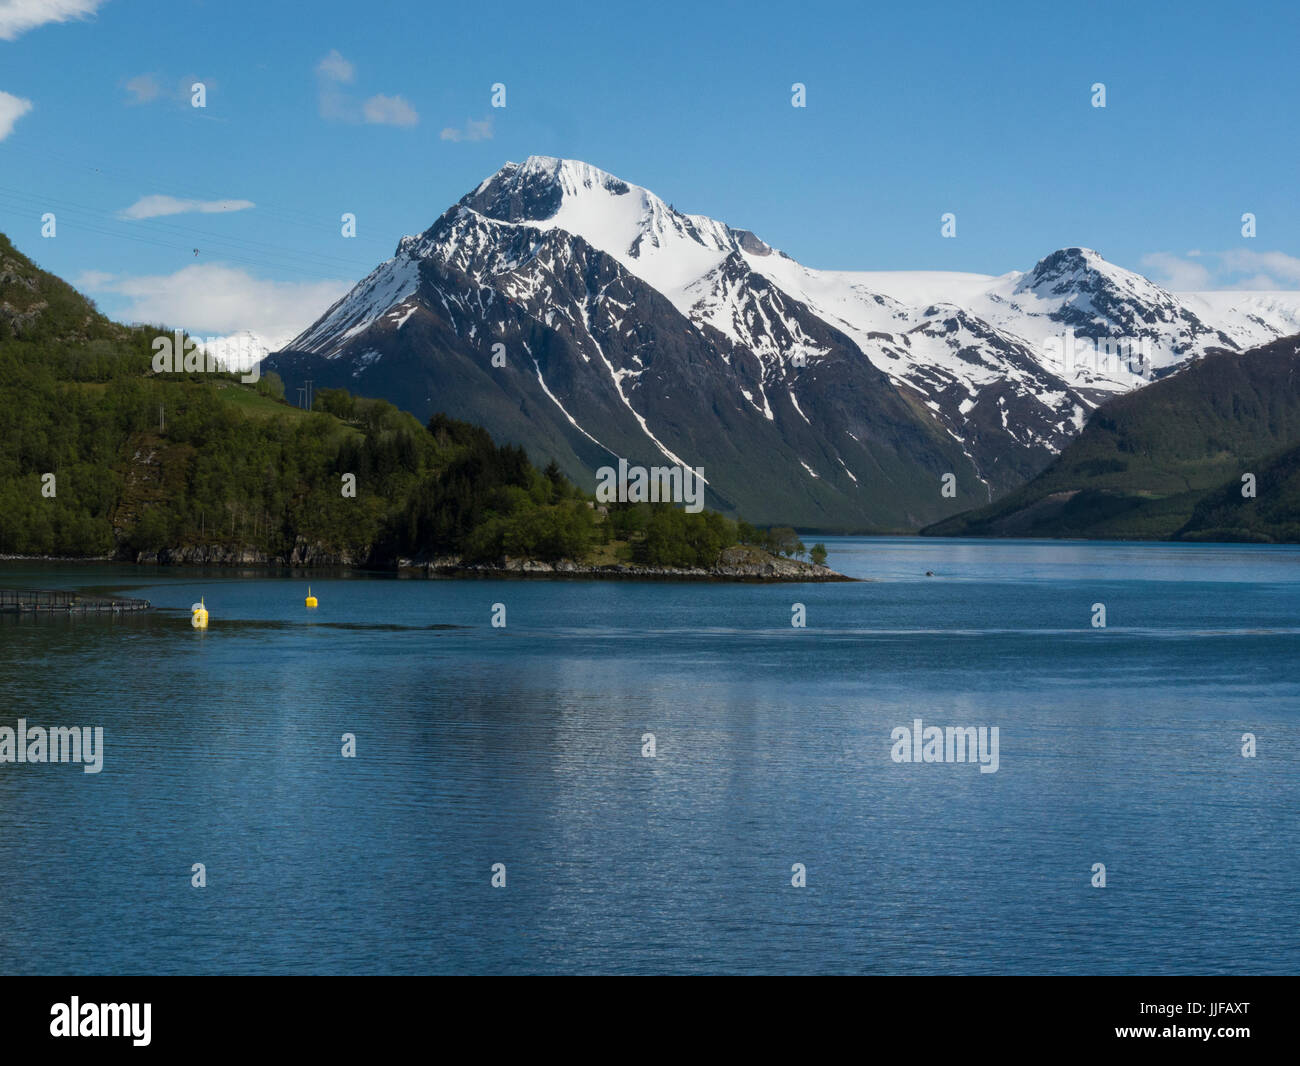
[
  {"left": 305, "top": 379, "right": 314, "bottom": 411},
  {"left": 159, "top": 403, "right": 164, "bottom": 433}
]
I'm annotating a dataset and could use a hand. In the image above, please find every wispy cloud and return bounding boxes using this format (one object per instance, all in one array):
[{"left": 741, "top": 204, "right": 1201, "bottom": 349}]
[
  {"left": 314, "top": 50, "right": 418, "bottom": 126},
  {"left": 1216, "top": 249, "right": 1300, "bottom": 287},
  {"left": 0, "top": 90, "right": 33, "bottom": 141},
  {"left": 1139, "top": 252, "right": 1212, "bottom": 291},
  {"left": 363, "top": 93, "right": 418, "bottom": 127},
  {"left": 74, "top": 270, "right": 115, "bottom": 289},
  {"left": 0, "top": 0, "right": 105, "bottom": 41},
  {"left": 1142, "top": 249, "right": 1300, "bottom": 291},
  {"left": 118, "top": 195, "right": 255, "bottom": 220},
  {"left": 315, "top": 49, "right": 354, "bottom": 84},
  {"left": 314, "top": 49, "right": 354, "bottom": 121},
  {"left": 123, "top": 73, "right": 162, "bottom": 104},
  {"left": 440, "top": 116, "right": 493, "bottom": 142}
]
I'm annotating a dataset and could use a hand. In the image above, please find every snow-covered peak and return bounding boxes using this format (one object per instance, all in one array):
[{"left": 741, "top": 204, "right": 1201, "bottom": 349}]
[
  {"left": 516, "top": 154, "right": 606, "bottom": 184},
  {"left": 1015, "top": 247, "right": 1106, "bottom": 290},
  {"left": 467, "top": 156, "right": 632, "bottom": 223},
  {"left": 444, "top": 156, "right": 743, "bottom": 305},
  {"left": 968, "top": 245, "right": 1231, "bottom": 381},
  {"left": 1011, "top": 246, "right": 1169, "bottom": 306}
]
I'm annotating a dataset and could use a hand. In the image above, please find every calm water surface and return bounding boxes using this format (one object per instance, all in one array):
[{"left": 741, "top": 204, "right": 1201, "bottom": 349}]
[{"left": 0, "top": 537, "right": 1296, "bottom": 974}]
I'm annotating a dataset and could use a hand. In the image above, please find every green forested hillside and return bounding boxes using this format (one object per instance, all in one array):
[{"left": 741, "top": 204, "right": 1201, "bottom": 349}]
[
  {"left": 0, "top": 229, "right": 417, "bottom": 557},
  {"left": 1177, "top": 442, "right": 1300, "bottom": 543},
  {"left": 922, "top": 338, "right": 1300, "bottom": 541}
]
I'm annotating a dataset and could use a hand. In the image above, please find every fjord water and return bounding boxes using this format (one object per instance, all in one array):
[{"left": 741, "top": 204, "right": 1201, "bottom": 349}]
[{"left": 0, "top": 538, "right": 1296, "bottom": 976}]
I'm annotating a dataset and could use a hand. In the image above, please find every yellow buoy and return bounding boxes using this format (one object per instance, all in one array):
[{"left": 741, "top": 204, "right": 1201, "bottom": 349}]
[
  {"left": 191, "top": 597, "right": 209, "bottom": 629},
  {"left": 305, "top": 586, "right": 318, "bottom": 609}
]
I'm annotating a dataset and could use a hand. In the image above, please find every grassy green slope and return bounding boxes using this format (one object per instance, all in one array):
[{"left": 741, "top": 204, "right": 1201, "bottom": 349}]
[{"left": 1177, "top": 441, "right": 1300, "bottom": 543}]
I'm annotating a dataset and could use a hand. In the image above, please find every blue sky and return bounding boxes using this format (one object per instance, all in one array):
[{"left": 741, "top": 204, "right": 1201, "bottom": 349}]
[{"left": 2, "top": 0, "right": 1299, "bottom": 345}]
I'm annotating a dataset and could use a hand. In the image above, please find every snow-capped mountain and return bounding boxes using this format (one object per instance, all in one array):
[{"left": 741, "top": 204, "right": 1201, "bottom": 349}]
[{"left": 268, "top": 156, "right": 1300, "bottom": 528}]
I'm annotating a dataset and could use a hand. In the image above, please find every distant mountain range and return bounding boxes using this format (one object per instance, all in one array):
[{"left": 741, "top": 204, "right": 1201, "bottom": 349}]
[{"left": 266, "top": 156, "right": 1300, "bottom": 528}]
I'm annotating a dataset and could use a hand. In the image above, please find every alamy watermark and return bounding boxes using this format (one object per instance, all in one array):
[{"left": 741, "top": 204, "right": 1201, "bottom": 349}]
[
  {"left": 0, "top": 719, "right": 104, "bottom": 773},
  {"left": 890, "top": 717, "right": 999, "bottom": 773},
  {"left": 1043, "top": 329, "right": 1154, "bottom": 380},
  {"left": 50, "top": 997, "right": 150, "bottom": 1046},
  {"left": 595, "top": 459, "right": 705, "bottom": 513}
]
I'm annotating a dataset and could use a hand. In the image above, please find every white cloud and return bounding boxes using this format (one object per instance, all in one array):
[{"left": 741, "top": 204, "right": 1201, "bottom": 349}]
[
  {"left": 315, "top": 49, "right": 354, "bottom": 84},
  {"left": 0, "top": 0, "right": 105, "bottom": 41},
  {"left": 1142, "top": 249, "right": 1300, "bottom": 291},
  {"left": 118, "top": 195, "right": 255, "bottom": 220},
  {"left": 362, "top": 93, "right": 418, "bottom": 127},
  {"left": 440, "top": 116, "right": 493, "bottom": 142},
  {"left": 92, "top": 263, "right": 350, "bottom": 352},
  {"left": 0, "top": 90, "right": 32, "bottom": 140}
]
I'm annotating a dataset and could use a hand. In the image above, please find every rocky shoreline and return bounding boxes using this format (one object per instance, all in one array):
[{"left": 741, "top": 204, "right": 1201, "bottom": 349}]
[
  {"left": 2, "top": 544, "right": 857, "bottom": 583},
  {"left": 407, "top": 547, "right": 857, "bottom": 582}
]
